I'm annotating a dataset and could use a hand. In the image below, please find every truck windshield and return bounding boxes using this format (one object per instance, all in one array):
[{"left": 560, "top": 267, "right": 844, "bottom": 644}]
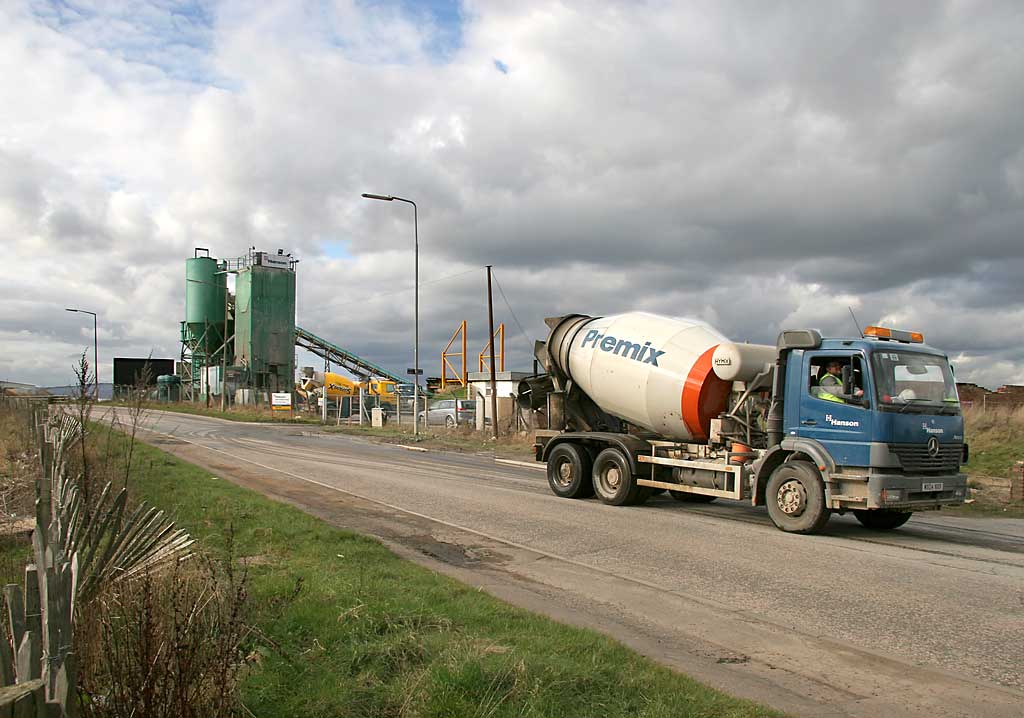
[{"left": 871, "top": 350, "right": 960, "bottom": 415}]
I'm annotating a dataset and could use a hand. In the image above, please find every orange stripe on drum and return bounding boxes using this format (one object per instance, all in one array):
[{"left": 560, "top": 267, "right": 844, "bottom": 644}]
[{"left": 680, "top": 345, "right": 732, "bottom": 442}]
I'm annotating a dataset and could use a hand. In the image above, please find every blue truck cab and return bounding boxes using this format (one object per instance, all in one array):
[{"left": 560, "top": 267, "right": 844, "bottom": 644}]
[{"left": 755, "top": 326, "right": 968, "bottom": 532}]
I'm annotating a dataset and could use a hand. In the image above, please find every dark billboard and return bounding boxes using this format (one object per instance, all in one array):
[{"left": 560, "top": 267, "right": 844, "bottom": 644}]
[{"left": 113, "top": 358, "right": 175, "bottom": 387}]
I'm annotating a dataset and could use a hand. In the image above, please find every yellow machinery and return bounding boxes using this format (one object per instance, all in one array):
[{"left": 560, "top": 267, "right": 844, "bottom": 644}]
[
  {"left": 365, "top": 379, "right": 398, "bottom": 403},
  {"left": 296, "top": 372, "right": 397, "bottom": 403},
  {"left": 297, "top": 371, "right": 356, "bottom": 400}
]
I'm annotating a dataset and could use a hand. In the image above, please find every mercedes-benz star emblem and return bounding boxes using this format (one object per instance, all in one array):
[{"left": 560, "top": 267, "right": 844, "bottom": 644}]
[{"left": 927, "top": 436, "right": 940, "bottom": 458}]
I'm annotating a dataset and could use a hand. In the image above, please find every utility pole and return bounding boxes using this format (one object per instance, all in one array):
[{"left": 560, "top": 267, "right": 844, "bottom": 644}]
[
  {"left": 92, "top": 311, "right": 98, "bottom": 400},
  {"left": 487, "top": 265, "right": 499, "bottom": 439}
]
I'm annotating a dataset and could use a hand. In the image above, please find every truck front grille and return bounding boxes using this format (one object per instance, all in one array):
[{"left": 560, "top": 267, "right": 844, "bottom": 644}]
[{"left": 891, "top": 443, "right": 961, "bottom": 474}]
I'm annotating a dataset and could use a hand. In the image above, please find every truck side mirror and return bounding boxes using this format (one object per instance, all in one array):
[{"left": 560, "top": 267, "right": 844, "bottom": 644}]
[{"left": 841, "top": 365, "right": 852, "bottom": 395}]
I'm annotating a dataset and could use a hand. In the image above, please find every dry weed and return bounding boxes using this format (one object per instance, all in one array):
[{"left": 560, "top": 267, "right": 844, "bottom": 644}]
[{"left": 76, "top": 551, "right": 250, "bottom": 718}]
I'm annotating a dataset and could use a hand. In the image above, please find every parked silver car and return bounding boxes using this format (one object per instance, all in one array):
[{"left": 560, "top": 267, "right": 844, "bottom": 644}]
[{"left": 417, "top": 399, "right": 475, "bottom": 428}]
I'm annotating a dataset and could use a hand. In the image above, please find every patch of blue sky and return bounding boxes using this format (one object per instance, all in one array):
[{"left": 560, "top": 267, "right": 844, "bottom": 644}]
[
  {"left": 29, "top": 0, "right": 224, "bottom": 87},
  {"left": 349, "top": 0, "right": 464, "bottom": 63},
  {"left": 321, "top": 240, "right": 354, "bottom": 260}
]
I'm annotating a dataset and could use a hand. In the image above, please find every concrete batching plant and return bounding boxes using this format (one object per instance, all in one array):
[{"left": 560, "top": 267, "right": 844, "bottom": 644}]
[{"left": 180, "top": 247, "right": 296, "bottom": 403}]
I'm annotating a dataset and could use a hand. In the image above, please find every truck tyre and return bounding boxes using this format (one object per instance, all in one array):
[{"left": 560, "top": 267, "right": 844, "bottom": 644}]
[
  {"left": 669, "top": 491, "right": 717, "bottom": 504},
  {"left": 765, "top": 461, "right": 830, "bottom": 534},
  {"left": 853, "top": 510, "right": 912, "bottom": 530},
  {"left": 592, "top": 448, "right": 641, "bottom": 506},
  {"left": 546, "top": 443, "right": 594, "bottom": 499}
]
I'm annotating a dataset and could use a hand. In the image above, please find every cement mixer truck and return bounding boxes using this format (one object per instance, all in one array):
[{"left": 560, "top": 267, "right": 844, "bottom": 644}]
[{"left": 524, "top": 312, "right": 968, "bottom": 534}]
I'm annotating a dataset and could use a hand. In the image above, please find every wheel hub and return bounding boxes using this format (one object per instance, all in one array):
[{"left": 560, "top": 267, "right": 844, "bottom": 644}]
[
  {"left": 777, "top": 479, "right": 807, "bottom": 516},
  {"left": 556, "top": 461, "right": 573, "bottom": 487},
  {"left": 604, "top": 466, "right": 621, "bottom": 489}
]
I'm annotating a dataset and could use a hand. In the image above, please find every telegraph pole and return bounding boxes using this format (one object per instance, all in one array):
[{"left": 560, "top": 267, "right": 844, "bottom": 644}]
[{"left": 486, "top": 266, "right": 499, "bottom": 439}]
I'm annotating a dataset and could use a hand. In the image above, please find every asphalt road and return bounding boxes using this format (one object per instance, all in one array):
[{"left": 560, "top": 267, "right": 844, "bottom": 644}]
[{"left": 103, "top": 408, "right": 1024, "bottom": 718}]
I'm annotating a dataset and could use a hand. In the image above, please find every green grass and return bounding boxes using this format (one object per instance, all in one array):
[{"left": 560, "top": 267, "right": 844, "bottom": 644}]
[
  {"left": 98, "top": 425, "right": 779, "bottom": 717},
  {"left": 0, "top": 535, "right": 32, "bottom": 588}
]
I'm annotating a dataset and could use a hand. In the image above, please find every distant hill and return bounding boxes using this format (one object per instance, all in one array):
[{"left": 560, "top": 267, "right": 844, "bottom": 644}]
[
  {"left": 39, "top": 383, "right": 115, "bottom": 400},
  {"left": 4, "top": 382, "right": 116, "bottom": 401}
]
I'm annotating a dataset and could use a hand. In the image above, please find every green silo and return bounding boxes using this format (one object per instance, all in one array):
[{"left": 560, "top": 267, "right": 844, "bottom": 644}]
[
  {"left": 233, "top": 254, "right": 296, "bottom": 393},
  {"left": 184, "top": 254, "right": 226, "bottom": 353}
]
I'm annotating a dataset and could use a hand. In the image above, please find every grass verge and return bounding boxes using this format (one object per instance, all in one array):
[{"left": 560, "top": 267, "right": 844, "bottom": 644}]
[
  {"left": 112, "top": 401, "right": 538, "bottom": 460},
  {"left": 105, "top": 401, "right": 321, "bottom": 424},
  {"left": 95, "top": 422, "right": 779, "bottom": 717}
]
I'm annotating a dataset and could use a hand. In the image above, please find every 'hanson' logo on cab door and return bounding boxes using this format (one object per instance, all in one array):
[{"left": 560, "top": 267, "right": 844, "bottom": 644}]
[
  {"left": 580, "top": 329, "right": 665, "bottom": 366},
  {"left": 825, "top": 414, "right": 860, "bottom": 428}
]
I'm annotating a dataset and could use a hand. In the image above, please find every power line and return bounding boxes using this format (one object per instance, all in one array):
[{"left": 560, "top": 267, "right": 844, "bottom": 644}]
[{"left": 489, "top": 269, "right": 534, "bottom": 351}]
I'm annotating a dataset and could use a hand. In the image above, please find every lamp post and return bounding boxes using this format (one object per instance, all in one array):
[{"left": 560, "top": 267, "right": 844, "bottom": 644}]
[
  {"left": 362, "top": 193, "right": 420, "bottom": 438},
  {"left": 65, "top": 308, "right": 99, "bottom": 400}
]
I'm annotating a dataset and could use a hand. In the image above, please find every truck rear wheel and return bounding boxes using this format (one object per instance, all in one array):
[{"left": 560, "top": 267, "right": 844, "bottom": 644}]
[
  {"left": 546, "top": 443, "right": 594, "bottom": 499},
  {"left": 765, "top": 461, "right": 830, "bottom": 534},
  {"left": 592, "top": 448, "right": 641, "bottom": 506},
  {"left": 853, "top": 509, "right": 912, "bottom": 530}
]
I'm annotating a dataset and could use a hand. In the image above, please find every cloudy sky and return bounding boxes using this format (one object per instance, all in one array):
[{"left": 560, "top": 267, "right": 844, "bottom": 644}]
[{"left": 2, "top": 0, "right": 1023, "bottom": 390}]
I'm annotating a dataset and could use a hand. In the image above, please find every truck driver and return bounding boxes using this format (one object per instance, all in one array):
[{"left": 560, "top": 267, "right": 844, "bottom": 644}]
[{"left": 817, "top": 359, "right": 864, "bottom": 404}]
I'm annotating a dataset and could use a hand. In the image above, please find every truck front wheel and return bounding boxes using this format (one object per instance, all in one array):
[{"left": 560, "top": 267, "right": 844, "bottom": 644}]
[
  {"left": 592, "top": 448, "right": 641, "bottom": 506},
  {"left": 766, "top": 461, "right": 830, "bottom": 534},
  {"left": 546, "top": 443, "right": 594, "bottom": 499},
  {"left": 853, "top": 510, "right": 912, "bottom": 530}
]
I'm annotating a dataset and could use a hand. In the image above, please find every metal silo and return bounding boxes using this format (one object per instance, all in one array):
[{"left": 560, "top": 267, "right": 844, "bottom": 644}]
[
  {"left": 233, "top": 250, "right": 296, "bottom": 394},
  {"left": 184, "top": 250, "right": 226, "bottom": 353}
]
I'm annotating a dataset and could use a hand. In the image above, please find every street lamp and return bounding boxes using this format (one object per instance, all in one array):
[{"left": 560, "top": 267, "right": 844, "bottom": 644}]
[
  {"left": 65, "top": 308, "right": 99, "bottom": 400},
  {"left": 361, "top": 193, "right": 420, "bottom": 438}
]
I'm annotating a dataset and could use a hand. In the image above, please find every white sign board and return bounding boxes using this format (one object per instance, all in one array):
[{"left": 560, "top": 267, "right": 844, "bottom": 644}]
[
  {"left": 258, "top": 252, "right": 292, "bottom": 270},
  {"left": 271, "top": 392, "right": 293, "bottom": 411}
]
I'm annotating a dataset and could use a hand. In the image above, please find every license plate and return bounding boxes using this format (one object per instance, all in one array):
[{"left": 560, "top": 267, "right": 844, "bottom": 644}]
[{"left": 922, "top": 482, "right": 943, "bottom": 492}]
